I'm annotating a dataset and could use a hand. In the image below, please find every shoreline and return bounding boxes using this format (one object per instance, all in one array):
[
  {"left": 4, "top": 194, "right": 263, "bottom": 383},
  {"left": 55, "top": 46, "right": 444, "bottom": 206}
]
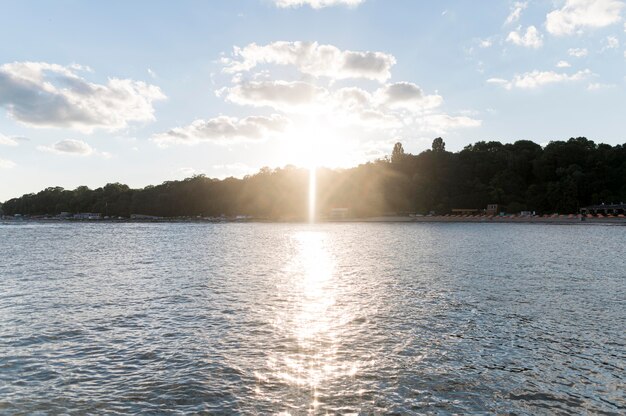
[
  {"left": 328, "top": 215, "right": 626, "bottom": 225},
  {"left": 2, "top": 216, "right": 625, "bottom": 226}
]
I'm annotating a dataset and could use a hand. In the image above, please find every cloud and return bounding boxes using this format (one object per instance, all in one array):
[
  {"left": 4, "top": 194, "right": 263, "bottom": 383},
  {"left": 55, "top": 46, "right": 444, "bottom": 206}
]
[
  {"left": 326, "top": 87, "right": 401, "bottom": 127},
  {"left": 601, "top": 35, "right": 620, "bottom": 50},
  {"left": 0, "top": 134, "right": 19, "bottom": 146},
  {"left": 152, "top": 114, "right": 289, "bottom": 147},
  {"left": 221, "top": 79, "right": 446, "bottom": 129},
  {"left": 506, "top": 26, "right": 544, "bottom": 48},
  {"left": 546, "top": 0, "right": 624, "bottom": 36},
  {"left": 375, "top": 82, "right": 444, "bottom": 111},
  {"left": 273, "top": 0, "right": 364, "bottom": 8},
  {"left": 217, "top": 70, "right": 478, "bottom": 137},
  {"left": 556, "top": 60, "right": 572, "bottom": 67},
  {"left": 587, "top": 82, "right": 616, "bottom": 90},
  {"left": 353, "top": 109, "right": 402, "bottom": 128},
  {"left": 221, "top": 80, "right": 328, "bottom": 112},
  {"left": 0, "top": 158, "right": 16, "bottom": 169},
  {"left": 197, "top": 41, "right": 481, "bottom": 154},
  {"left": 488, "top": 69, "right": 591, "bottom": 89},
  {"left": 222, "top": 41, "right": 396, "bottom": 82},
  {"left": 568, "top": 47, "right": 589, "bottom": 56},
  {"left": 505, "top": 2, "right": 528, "bottom": 25},
  {"left": 37, "top": 139, "right": 94, "bottom": 156},
  {"left": 332, "top": 87, "right": 373, "bottom": 110},
  {"left": 0, "top": 62, "right": 166, "bottom": 133},
  {"left": 333, "top": 83, "right": 475, "bottom": 133},
  {"left": 486, "top": 78, "right": 509, "bottom": 86}
]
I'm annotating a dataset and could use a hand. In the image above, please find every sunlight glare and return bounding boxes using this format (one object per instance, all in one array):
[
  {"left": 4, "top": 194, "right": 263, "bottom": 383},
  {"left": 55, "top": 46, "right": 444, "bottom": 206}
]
[
  {"left": 308, "top": 166, "right": 316, "bottom": 223},
  {"left": 283, "top": 117, "right": 356, "bottom": 171},
  {"left": 258, "top": 231, "right": 360, "bottom": 409}
]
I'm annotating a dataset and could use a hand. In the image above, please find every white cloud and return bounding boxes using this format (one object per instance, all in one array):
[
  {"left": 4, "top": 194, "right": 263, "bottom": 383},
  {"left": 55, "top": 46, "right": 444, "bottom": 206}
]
[
  {"left": 353, "top": 109, "right": 402, "bottom": 128},
  {"left": 0, "top": 134, "right": 19, "bottom": 146},
  {"left": 568, "top": 47, "right": 589, "bottom": 56},
  {"left": 201, "top": 41, "right": 481, "bottom": 153},
  {"left": 0, "top": 158, "right": 16, "bottom": 169},
  {"left": 486, "top": 78, "right": 509, "bottom": 86},
  {"left": 505, "top": 2, "right": 528, "bottom": 25},
  {"left": 221, "top": 79, "right": 445, "bottom": 125},
  {"left": 587, "top": 82, "right": 616, "bottom": 89},
  {"left": 506, "top": 26, "right": 544, "bottom": 48},
  {"left": 322, "top": 87, "right": 400, "bottom": 127},
  {"left": 273, "top": 0, "right": 364, "bottom": 8},
  {"left": 37, "top": 139, "right": 94, "bottom": 156},
  {"left": 159, "top": 78, "right": 478, "bottom": 148},
  {"left": 0, "top": 62, "right": 166, "bottom": 133},
  {"left": 602, "top": 35, "right": 620, "bottom": 50},
  {"left": 488, "top": 69, "right": 592, "bottom": 89},
  {"left": 221, "top": 80, "right": 328, "bottom": 112},
  {"left": 152, "top": 114, "right": 289, "bottom": 147},
  {"left": 546, "top": 0, "right": 624, "bottom": 36},
  {"left": 375, "top": 82, "right": 444, "bottom": 111},
  {"left": 222, "top": 41, "right": 396, "bottom": 82},
  {"left": 334, "top": 83, "right": 477, "bottom": 133},
  {"left": 556, "top": 60, "right": 572, "bottom": 67},
  {"left": 332, "top": 87, "right": 373, "bottom": 110},
  {"left": 479, "top": 39, "right": 493, "bottom": 48}
]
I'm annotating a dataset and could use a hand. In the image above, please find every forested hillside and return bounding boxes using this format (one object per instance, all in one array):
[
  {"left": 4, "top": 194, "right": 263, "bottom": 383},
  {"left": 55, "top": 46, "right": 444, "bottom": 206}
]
[{"left": 2, "top": 137, "right": 625, "bottom": 218}]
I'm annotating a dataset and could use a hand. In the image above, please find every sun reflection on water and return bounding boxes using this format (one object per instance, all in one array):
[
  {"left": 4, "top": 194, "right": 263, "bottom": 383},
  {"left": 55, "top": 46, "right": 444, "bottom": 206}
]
[{"left": 258, "top": 231, "right": 359, "bottom": 413}]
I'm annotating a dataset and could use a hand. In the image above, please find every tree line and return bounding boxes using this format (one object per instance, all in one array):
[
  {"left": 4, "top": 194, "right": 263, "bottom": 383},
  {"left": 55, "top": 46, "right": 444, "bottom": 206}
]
[{"left": 2, "top": 137, "right": 625, "bottom": 219}]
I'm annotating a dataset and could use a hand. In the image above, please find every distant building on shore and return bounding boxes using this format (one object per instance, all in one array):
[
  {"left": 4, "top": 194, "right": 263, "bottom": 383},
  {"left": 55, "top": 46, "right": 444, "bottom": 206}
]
[
  {"left": 451, "top": 204, "right": 500, "bottom": 216},
  {"left": 130, "top": 214, "right": 161, "bottom": 220},
  {"left": 580, "top": 203, "right": 626, "bottom": 215},
  {"left": 451, "top": 208, "right": 480, "bottom": 215},
  {"left": 486, "top": 204, "right": 499, "bottom": 216},
  {"left": 73, "top": 213, "right": 101, "bottom": 220}
]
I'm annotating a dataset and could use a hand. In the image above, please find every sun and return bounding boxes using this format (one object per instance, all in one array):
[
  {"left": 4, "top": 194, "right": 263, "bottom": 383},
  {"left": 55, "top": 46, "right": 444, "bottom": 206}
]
[
  {"left": 285, "top": 118, "right": 356, "bottom": 170},
  {"left": 276, "top": 117, "right": 361, "bottom": 222},
  {"left": 279, "top": 118, "right": 356, "bottom": 223}
]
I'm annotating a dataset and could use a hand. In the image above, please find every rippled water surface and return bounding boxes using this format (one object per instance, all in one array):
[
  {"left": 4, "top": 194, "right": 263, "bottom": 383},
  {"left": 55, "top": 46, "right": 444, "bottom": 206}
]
[{"left": 1, "top": 222, "right": 624, "bottom": 414}]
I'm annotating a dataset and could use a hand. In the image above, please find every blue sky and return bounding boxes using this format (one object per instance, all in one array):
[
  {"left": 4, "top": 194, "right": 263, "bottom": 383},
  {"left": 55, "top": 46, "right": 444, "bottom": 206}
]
[{"left": 1, "top": 0, "right": 625, "bottom": 201}]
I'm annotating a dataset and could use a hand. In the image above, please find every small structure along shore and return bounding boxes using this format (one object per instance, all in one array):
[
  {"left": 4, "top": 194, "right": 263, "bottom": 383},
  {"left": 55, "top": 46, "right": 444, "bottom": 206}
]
[{"left": 326, "top": 214, "right": 626, "bottom": 225}]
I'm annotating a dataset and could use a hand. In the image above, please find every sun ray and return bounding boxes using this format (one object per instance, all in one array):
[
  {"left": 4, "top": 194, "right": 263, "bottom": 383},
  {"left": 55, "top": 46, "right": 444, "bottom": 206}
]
[{"left": 308, "top": 166, "right": 316, "bottom": 223}]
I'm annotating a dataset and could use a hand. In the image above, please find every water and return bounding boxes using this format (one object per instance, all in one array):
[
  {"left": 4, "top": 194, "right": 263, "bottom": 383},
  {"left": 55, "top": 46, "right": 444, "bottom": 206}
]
[{"left": 0, "top": 222, "right": 624, "bottom": 414}]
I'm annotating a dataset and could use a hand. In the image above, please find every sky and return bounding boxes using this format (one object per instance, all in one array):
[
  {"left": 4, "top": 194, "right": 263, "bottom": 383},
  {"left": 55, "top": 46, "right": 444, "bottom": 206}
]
[{"left": 1, "top": 0, "right": 625, "bottom": 201}]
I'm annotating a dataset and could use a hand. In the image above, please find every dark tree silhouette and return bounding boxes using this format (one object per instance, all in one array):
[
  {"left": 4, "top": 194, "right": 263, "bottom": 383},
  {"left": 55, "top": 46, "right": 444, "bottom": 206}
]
[
  {"left": 432, "top": 137, "right": 445, "bottom": 152},
  {"left": 3, "top": 137, "right": 625, "bottom": 218},
  {"left": 391, "top": 142, "right": 405, "bottom": 164}
]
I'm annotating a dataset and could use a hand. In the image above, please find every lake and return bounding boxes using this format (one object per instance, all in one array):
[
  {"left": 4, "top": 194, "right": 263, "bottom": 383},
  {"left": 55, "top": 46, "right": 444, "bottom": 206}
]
[{"left": 0, "top": 222, "right": 624, "bottom": 414}]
